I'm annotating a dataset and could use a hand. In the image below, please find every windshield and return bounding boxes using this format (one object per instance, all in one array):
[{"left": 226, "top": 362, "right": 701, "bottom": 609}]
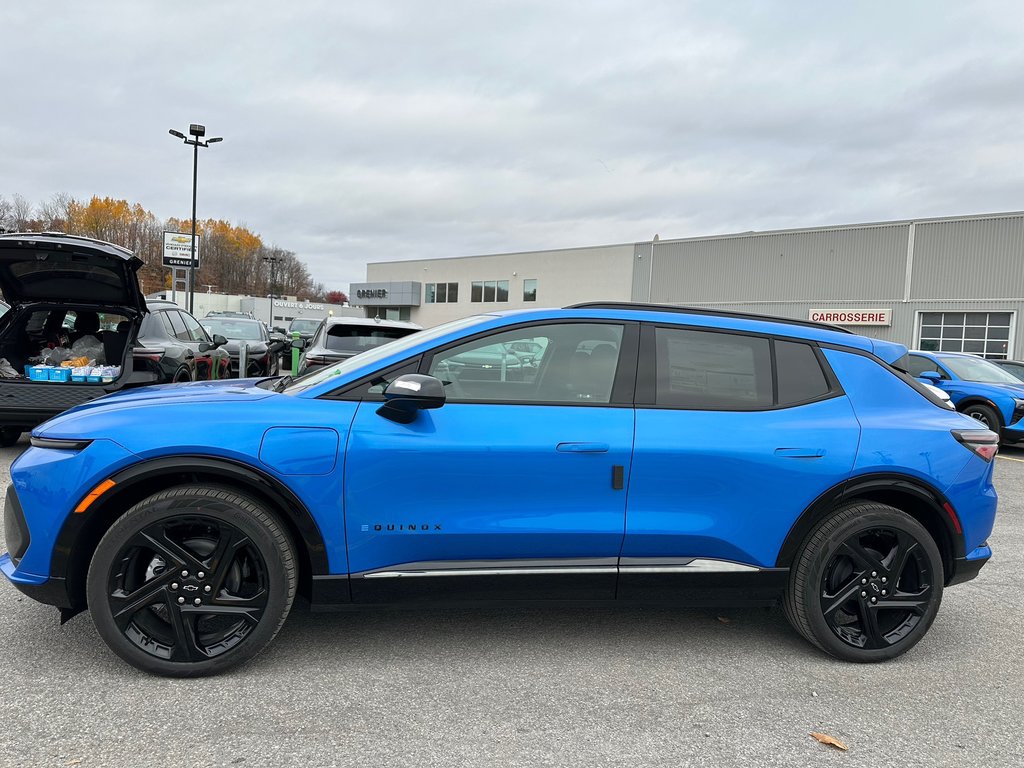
[
  {"left": 289, "top": 318, "right": 321, "bottom": 333},
  {"left": 202, "top": 318, "right": 263, "bottom": 341},
  {"left": 283, "top": 314, "right": 493, "bottom": 395},
  {"left": 324, "top": 324, "right": 417, "bottom": 352},
  {"left": 939, "top": 355, "right": 1023, "bottom": 384}
]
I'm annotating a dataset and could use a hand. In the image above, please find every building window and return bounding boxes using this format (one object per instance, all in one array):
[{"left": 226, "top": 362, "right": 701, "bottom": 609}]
[
  {"left": 471, "top": 280, "right": 510, "bottom": 303},
  {"left": 425, "top": 282, "right": 458, "bottom": 303},
  {"left": 918, "top": 312, "right": 1012, "bottom": 359},
  {"left": 523, "top": 279, "right": 537, "bottom": 302}
]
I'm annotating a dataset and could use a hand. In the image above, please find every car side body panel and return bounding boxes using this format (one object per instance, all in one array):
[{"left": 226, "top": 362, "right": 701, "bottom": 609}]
[{"left": 623, "top": 396, "right": 860, "bottom": 568}]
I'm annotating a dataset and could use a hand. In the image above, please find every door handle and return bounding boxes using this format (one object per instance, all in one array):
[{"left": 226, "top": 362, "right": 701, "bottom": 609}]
[
  {"left": 556, "top": 442, "right": 610, "bottom": 453},
  {"left": 774, "top": 447, "right": 826, "bottom": 458}
]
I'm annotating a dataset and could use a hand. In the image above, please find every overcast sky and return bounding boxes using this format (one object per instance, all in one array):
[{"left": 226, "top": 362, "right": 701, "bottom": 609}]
[{"left": 4, "top": 1, "right": 1023, "bottom": 292}]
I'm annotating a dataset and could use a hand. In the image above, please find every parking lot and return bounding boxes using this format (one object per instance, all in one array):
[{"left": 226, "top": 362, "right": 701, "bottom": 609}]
[{"left": 0, "top": 436, "right": 1020, "bottom": 768}]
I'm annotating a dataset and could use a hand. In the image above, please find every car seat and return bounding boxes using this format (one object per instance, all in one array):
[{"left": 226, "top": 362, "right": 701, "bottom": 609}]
[{"left": 102, "top": 320, "right": 131, "bottom": 367}]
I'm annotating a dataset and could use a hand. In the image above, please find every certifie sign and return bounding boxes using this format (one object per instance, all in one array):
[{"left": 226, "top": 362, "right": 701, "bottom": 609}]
[
  {"left": 809, "top": 308, "right": 892, "bottom": 326},
  {"left": 162, "top": 231, "right": 201, "bottom": 269}
]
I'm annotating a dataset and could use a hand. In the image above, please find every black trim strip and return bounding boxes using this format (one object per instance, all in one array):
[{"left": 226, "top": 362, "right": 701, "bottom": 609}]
[
  {"left": 566, "top": 301, "right": 854, "bottom": 334},
  {"left": 29, "top": 437, "right": 93, "bottom": 451}
]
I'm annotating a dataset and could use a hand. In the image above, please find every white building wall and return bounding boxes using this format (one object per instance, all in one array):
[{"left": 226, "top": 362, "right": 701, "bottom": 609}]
[{"left": 364, "top": 243, "right": 635, "bottom": 326}]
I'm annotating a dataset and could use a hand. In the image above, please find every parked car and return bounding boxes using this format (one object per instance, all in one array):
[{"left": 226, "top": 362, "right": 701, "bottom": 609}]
[
  {"left": 2, "top": 303, "right": 996, "bottom": 676},
  {"left": 136, "top": 300, "right": 232, "bottom": 384},
  {"left": 205, "top": 310, "right": 255, "bottom": 320},
  {"left": 200, "top": 317, "right": 281, "bottom": 378},
  {"left": 295, "top": 316, "right": 421, "bottom": 375},
  {"left": 991, "top": 359, "right": 1024, "bottom": 382},
  {"left": 905, "top": 350, "right": 1024, "bottom": 441},
  {"left": 0, "top": 233, "right": 227, "bottom": 447},
  {"left": 287, "top": 316, "right": 323, "bottom": 343}
]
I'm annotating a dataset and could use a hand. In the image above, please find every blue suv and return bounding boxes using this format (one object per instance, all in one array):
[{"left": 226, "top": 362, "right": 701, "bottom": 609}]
[
  {"left": 2, "top": 303, "right": 997, "bottom": 676},
  {"left": 906, "top": 350, "right": 1024, "bottom": 442}
]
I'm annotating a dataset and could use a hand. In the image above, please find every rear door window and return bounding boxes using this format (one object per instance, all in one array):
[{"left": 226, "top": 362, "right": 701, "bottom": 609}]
[
  {"left": 166, "top": 311, "right": 190, "bottom": 341},
  {"left": 653, "top": 328, "right": 772, "bottom": 409}
]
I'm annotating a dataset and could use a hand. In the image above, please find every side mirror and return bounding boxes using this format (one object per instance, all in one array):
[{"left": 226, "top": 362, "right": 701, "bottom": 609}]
[
  {"left": 291, "top": 338, "right": 307, "bottom": 350},
  {"left": 376, "top": 374, "right": 446, "bottom": 424},
  {"left": 919, "top": 371, "right": 943, "bottom": 382}
]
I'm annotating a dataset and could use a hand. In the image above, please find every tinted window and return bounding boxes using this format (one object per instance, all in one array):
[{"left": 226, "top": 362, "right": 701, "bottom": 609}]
[
  {"left": 179, "top": 312, "right": 209, "bottom": 342},
  {"left": 324, "top": 324, "right": 417, "bottom": 352},
  {"left": 654, "top": 328, "right": 771, "bottom": 409},
  {"left": 165, "top": 310, "right": 190, "bottom": 341},
  {"left": 906, "top": 355, "right": 944, "bottom": 378},
  {"left": 775, "top": 340, "right": 830, "bottom": 404},
  {"left": 428, "top": 323, "right": 623, "bottom": 404}
]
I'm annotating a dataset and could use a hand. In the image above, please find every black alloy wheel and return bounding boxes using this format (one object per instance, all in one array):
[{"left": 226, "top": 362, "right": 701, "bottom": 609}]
[
  {"left": 87, "top": 486, "right": 296, "bottom": 677},
  {"left": 785, "top": 502, "right": 944, "bottom": 662},
  {"left": 173, "top": 366, "right": 193, "bottom": 384},
  {"left": 962, "top": 403, "right": 1000, "bottom": 431}
]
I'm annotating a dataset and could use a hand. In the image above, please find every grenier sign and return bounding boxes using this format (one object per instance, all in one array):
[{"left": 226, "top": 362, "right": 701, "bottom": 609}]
[
  {"left": 809, "top": 308, "right": 892, "bottom": 326},
  {"left": 356, "top": 288, "right": 388, "bottom": 299}
]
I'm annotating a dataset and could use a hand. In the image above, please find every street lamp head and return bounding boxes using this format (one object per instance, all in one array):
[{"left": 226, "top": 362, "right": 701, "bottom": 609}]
[
  {"left": 189, "top": 124, "right": 206, "bottom": 138},
  {"left": 168, "top": 129, "right": 186, "bottom": 139},
  {"left": 207, "top": 137, "right": 223, "bottom": 144}
]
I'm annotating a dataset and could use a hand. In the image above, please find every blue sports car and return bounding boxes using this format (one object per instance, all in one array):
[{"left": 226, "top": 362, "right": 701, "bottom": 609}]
[
  {"left": 2, "top": 301, "right": 997, "bottom": 676},
  {"left": 906, "top": 350, "right": 1024, "bottom": 442}
]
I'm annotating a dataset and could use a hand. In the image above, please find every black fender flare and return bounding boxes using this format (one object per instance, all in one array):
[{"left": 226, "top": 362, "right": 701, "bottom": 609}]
[
  {"left": 50, "top": 455, "right": 331, "bottom": 601},
  {"left": 775, "top": 472, "right": 966, "bottom": 571}
]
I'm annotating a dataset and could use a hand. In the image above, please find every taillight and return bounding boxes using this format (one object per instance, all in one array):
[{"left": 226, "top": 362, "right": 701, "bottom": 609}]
[{"left": 952, "top": 429, "right": 999, "bottom": 462}]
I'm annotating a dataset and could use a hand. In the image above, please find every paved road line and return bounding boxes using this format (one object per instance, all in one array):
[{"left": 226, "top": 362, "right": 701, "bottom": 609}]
[{"left": 997, "top": 454, "right": 1024, "bottom": 463}]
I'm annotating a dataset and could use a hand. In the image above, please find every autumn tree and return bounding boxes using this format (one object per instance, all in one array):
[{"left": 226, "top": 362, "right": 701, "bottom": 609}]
[{"left": 2, "top": 191, "right": 327, "bottom": 300}]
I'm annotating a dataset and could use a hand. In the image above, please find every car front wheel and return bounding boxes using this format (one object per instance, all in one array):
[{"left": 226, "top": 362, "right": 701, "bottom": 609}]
[
  {"left": 961, "top": 402, "right": 1000, "bottom": 431},
  {"left": 784, "top": 502, "right": 943, "bottom": 662},
  {"left": 86, "top": 485, "right": 297, "bottom": 677}
]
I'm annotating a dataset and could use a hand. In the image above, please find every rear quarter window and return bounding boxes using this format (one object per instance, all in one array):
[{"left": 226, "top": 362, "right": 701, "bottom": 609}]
[{"left": 775, "top": 340, "right": 831, "bottom": 404}]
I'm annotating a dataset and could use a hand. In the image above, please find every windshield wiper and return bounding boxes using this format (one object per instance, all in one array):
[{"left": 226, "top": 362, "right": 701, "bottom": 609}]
[{"left": 272, "top": 375, "right": 293, "bottom": 393}]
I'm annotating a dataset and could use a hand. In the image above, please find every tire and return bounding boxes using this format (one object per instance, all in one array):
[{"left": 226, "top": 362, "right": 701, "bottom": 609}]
[
  {"left": 86, "top": 485, "right": 297, "bottom": 677},
  {"left": 961, "top": 402, "right": 1001, "bottom": 432},
  {"left": 173, "top": 366, "right": 193, "bottom": 384},
  {"left": 784, "top": 502, "right": 944, "bottom": 662},
  {"left": 0, "top": 427, "right": 22, "bottom": 447}
]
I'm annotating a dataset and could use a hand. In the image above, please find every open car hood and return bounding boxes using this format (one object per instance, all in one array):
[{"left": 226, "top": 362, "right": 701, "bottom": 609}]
[{"left": 0, "top": 232, "right": 145, "bottom": 311}]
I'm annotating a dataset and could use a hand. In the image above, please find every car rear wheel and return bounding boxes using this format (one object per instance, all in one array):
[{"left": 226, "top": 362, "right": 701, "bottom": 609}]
[
  {"left": 961, "top": 402, "right": 1000, "bottom": 431},
  {"left": 86, "top": 485, "right": 297, "bottom": 677},
  {"left": 173, "top": 366, "right": 192, "bottom": 383},
  {"left": 784, "top": 502, "right": 943, "bottom": 662}
]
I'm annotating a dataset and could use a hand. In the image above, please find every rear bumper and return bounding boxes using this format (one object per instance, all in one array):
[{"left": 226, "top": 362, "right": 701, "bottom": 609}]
[{"left": 947, "top": 545, "right": 992, "bottom": 586}]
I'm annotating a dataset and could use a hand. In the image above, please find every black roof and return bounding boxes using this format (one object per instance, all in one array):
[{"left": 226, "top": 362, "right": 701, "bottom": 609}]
[{"left": 566, "top": 301, "right": 853, "bottom": 334}]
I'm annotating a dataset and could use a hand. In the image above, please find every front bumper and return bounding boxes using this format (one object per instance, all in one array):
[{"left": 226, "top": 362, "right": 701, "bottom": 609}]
[{"left": 0, "top": 553, "right": 72, "bottom": 607}]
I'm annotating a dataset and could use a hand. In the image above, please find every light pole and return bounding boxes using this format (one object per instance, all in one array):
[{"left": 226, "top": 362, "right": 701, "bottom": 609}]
[
  {"left": 168, "top": 124, "right": 223, "bottom": 314},
  {"left": 262, "top": 252, "right": 283, "bottom": 329}
]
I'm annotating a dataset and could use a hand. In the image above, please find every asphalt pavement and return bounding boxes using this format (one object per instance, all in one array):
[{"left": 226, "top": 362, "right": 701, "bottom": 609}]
[{"left": 0, "top": 434, "right": 1021, "bottom": 768}]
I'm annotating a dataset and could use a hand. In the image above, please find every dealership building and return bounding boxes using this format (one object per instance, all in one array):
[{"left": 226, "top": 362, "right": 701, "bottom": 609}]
[{"left": 350, "top": 210, "right": 1024, "bottom": 359}]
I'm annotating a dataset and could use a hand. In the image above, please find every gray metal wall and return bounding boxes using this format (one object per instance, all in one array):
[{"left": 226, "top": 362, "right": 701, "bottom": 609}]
[
  {"left": 629, "top": 212, "right": 1024, "bottom": 356},
  {"left": 637, "top": 223, "right": 910, "bottom": 304}
]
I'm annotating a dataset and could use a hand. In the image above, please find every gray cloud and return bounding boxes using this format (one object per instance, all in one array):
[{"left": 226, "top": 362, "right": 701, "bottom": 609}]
[{"left": 4, "top": 1, "right": 1023, "bottom": 291}]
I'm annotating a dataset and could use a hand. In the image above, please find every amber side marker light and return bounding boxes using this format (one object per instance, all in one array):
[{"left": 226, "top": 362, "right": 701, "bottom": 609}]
[{"left": 74, "top": 479, "right": 116, "bottom": 514}]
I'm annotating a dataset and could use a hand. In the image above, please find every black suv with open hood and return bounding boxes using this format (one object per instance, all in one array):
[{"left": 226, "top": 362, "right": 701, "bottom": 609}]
[{"left": 0, "top": 232, "right": 226, "bottom": 445}]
